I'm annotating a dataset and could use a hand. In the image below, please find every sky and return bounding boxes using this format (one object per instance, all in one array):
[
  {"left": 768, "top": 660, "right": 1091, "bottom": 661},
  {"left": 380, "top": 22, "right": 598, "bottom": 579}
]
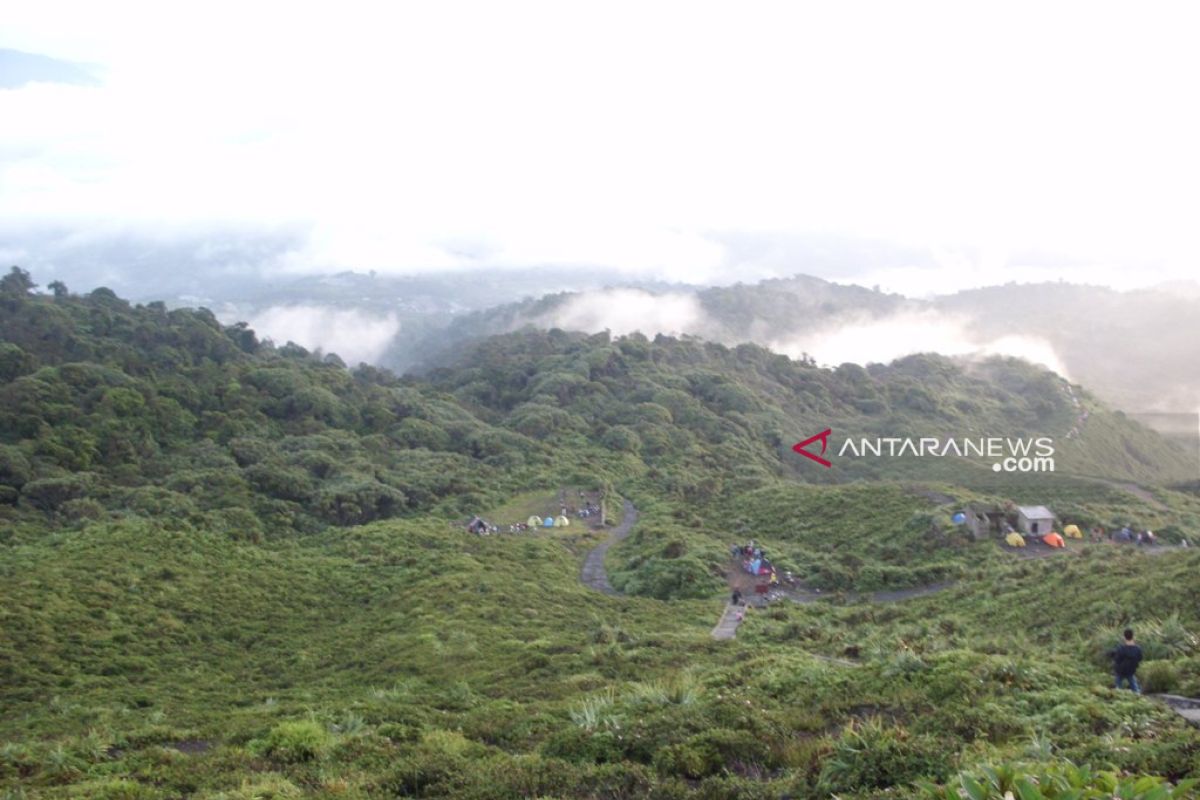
[{"left": 2, "top": 1, "right": 1200, "bottom": 296}]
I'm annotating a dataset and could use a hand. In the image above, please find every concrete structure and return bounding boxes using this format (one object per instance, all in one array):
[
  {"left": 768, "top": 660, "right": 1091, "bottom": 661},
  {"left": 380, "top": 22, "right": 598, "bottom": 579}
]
[
  {"left": 1016, "top": 505, "right": 1055, "bottom": 536},
  {"left": 964, "top": 504, "right": 1007, "bottom": 540}
]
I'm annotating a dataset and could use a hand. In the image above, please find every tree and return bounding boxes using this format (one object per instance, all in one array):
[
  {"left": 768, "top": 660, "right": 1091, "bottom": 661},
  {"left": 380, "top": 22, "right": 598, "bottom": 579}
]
[
  {"left": 0, "top": 343, "right": 33, "bottom": 381},
  {"left": 225, "top": 322, "right": 259, "bottom": 354},
  {"left": 0, "top": 267, "right": 35, "bottom": 298},
  {"left": 48, "top": 280, "right": 69, "bottom": 299}
]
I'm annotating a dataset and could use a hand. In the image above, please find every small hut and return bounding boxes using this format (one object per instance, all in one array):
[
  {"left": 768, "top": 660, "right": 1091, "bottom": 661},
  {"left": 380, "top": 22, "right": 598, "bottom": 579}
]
[{"left": 1016, "top": 505, "right": 1055, "bottom": 536}]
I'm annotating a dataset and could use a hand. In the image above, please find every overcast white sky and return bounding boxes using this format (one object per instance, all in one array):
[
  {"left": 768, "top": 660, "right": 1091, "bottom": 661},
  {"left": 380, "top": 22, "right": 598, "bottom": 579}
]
[{"left": 3, "top": 1, "right": 1199, "bottom": 295}]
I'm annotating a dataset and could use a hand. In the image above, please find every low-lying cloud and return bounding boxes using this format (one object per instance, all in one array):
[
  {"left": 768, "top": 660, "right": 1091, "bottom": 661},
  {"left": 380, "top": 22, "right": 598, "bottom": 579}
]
[
  {"left": 770, "top": 311, "right": 1071, "bottom": 377},
  {"left": 535, "top": 292, "right": 1071, "bottom": 379},
  {"left": 242, "top": 305, "right": 401, "bottom": 366},
  {"left": 537, "top": 289, "right": 705, "bottom": 338}
]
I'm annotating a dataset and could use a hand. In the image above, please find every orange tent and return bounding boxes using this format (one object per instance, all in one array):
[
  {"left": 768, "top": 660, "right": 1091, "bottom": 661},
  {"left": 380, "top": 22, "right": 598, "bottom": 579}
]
[{"left": 1042, "top": 532, "right": 1065, "bottom": 548}]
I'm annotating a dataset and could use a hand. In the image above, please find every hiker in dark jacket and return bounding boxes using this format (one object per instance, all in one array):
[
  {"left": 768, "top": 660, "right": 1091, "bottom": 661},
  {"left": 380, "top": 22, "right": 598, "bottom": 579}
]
[{"left": 1110, "top": 628, "right": 1143, "bottom": 693}]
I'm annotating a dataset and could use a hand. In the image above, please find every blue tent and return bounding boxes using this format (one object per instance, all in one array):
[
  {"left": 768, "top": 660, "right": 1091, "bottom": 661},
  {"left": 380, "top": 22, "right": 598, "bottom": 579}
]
[
  {"left": 952, "top": 512, "right": 966, "bottom": 524},
  {"left": 544, "top": 517, "right": 555, "bottom": 528}
]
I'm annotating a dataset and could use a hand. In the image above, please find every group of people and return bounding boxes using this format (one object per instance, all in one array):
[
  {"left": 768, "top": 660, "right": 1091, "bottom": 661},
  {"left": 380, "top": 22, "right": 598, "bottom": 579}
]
[
  {"left": 467, "top": 516, "right": 532, "bottom": 536},
  {"left": 730, "top": 540, "right": 780, "bottom": 590},
  {"left": 731, "top": 540, "right": 767, "bottom": 561},
  {"left": 732, "top": 540, "right": 775, "bottom": 573},
  {"left": 1113, "top": 526, "right": 1156, "bottom": 545}
]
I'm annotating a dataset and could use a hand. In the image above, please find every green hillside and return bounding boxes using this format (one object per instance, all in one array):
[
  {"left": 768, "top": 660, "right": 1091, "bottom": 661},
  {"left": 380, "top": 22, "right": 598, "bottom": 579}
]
[{"left": 3, "top": 269, "right": 1200, "bottom": 799}]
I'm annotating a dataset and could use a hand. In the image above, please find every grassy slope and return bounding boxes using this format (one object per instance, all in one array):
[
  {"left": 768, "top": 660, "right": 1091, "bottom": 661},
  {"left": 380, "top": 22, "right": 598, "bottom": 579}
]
[{"left": 3, "top": 511, "right": 1199, "bottom": 798}]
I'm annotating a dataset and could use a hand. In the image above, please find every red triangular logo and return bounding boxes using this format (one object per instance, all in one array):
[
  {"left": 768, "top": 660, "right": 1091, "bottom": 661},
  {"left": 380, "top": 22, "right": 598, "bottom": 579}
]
[{"left": 792, "top": 428, "right": 833, "bottom": 468}]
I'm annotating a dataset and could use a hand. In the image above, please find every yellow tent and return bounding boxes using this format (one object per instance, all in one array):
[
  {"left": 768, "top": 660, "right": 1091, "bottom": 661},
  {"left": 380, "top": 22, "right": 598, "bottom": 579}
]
[
  {"left": 554, "top": 515, "right": 570, "bottom": 527},
  {"left": 1005, "top": 532, "right": 1026, "bottom": 548},
  {"left": 526, "top": 515, "right": 541, "bottom": 528},
  {"left": 1064, "top": 524, "right": 1082, "bottom": 539}
]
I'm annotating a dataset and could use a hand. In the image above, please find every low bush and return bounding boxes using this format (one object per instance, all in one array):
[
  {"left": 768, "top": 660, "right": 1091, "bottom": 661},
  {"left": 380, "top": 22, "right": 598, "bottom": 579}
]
[
  {"left": 249, "top": 720, "right": 331, "bottom": 764},
  {"left": 1140, "top": 660, "right": 1180, "bottom": 694},
  {"left": 818, "top": 718, "right": 951, "bottom": 795}
]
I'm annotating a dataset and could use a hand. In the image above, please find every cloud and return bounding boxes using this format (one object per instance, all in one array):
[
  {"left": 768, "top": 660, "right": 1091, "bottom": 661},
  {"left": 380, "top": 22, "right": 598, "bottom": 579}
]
[
  {"left": 536, "top": 289, "right": 706, "bottom": 337},
  {"left": 0, "top": 49, "right": 100, "bottom": 89},
  {"left": 4, "top": 3, "right": 1200, "bottom": 293},
  {"left": 239, "top": 305, "right": 401, "bottom": 366},
  {"left": 533, "top": 291, "right": 1071, "bottom": 378},
  {"left": 768, "top": 311, "right": 1071, "bottom": 377}
]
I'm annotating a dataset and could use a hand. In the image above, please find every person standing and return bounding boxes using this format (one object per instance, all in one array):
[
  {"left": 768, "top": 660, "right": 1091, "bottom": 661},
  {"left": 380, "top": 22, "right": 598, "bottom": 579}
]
[{"left": 1110, "top": 628, "right": 1143, "bottom": 693}]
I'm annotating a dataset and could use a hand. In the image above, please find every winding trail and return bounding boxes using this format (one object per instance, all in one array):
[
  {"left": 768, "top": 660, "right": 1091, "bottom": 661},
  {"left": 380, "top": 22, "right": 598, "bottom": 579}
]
[
  {"left": 572, "top": 492, "right": 1191, "bottom": 698},
  {"left": 712, "top": 559, "right": 955, "bottom": 640},
  {"left": 580, "top": 500, "right": 639, "bottom": 595}
]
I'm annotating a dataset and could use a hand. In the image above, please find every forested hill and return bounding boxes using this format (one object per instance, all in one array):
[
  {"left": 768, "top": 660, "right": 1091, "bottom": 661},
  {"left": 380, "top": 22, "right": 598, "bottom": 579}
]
[
  {"left": 427, "top": 327, "right": 1194, "bottom": 486},
  {"left": 0, "top": 270, "right": 552, "bottom": 537},
  {"left": 0, "top": 269, "right": 1191, "bottom": 540}
]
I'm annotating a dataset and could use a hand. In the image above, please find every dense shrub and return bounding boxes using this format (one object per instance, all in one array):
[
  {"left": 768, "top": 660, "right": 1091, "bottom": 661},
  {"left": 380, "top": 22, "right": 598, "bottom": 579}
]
[
  {"left": 1140, "top": 660, "right": 1179, "bottom": 694},
  {"left": 818, "top": 718, "right": 951, "bottom": 794},
  {"left": 250, "top": 720, "right": 331, "bottom": 763},
  {"left": 20, "top": 474, "right": 94, "bottom": 511}
]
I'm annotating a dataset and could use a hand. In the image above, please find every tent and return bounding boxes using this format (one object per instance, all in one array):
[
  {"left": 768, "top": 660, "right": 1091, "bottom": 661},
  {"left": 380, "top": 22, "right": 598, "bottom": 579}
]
[
  {"left": 952, "top": 512, "right": 967, "bottom": 524},
  {"left": 527, "top": 515, "right": 541, "bottom": 528},
  {"left": 554, "top": 515, "right": 570, "bottom": 527},
  {"left": 1042, "top": 532, "right": 1065, "bottom": 548},
  {"left": 1005, "top": 532, "right": 1026, "bottom": 548},
  {"left": 1063, "top": 524, "right": 1082, "bottom": 539},
  {"left": 543, "top": 517, "right": 555, "bottom": 528}
]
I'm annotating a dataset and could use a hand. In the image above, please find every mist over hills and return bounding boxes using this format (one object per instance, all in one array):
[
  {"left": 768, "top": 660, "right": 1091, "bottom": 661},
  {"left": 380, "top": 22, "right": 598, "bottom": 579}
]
[
  {"left": 376, "top": 274, "right": 1200, "bottom": 426},
  {"left": 10, "top": 256, "right": 1199, "bottom": 428},
  {"left": 11, "top": 223, "right": 1197, "bottom": 423}
]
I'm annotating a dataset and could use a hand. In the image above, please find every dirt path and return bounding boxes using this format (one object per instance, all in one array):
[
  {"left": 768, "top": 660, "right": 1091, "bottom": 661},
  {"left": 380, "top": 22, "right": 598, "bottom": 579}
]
[
  {"left": 1154, "top": 694, "right": 1200, "bottom": 727},
  {"left": 1083, "top": 477, "right": 1169, "bottom": 511},
  {"left": 860, "top": 582, "right": 955, "bottom": 603},
  {"left": 1096, "top": 539, "right": 1190, "bottom": 557},
  {"left": 1008, "top": 540, "right": 1072, "bottom": 559},
  {"left": 712, "top": 559, "right": 953, "bottom": 640},
  {"left": 580, "top": 500, "right": 638, "bottom": 595}
]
